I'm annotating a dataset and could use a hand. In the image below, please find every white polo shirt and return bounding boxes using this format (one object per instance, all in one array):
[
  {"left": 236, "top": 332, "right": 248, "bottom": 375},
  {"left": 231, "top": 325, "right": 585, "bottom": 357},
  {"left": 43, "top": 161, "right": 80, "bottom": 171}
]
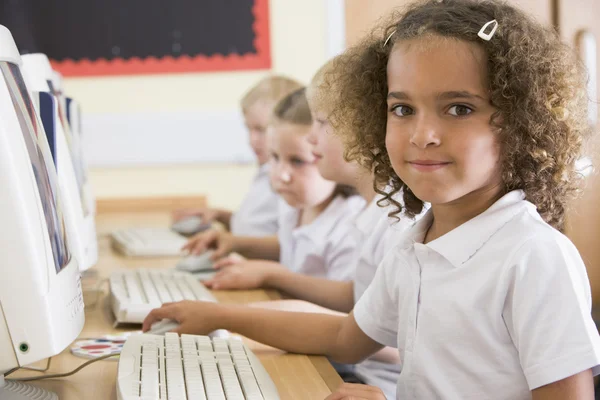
[
  {"left": 353, "top": 195, "right": 421, "bottom": 303},
  {"left": 354, "top": 190, "right": 600, "bottom": 399},
  {"left": 278, "top": 194, "right": 365, "bottom": 280},
  {"left": 230, "top": 163, "right": 280, "bottom": 236},
  {"left": 350, "top": 195, "right": 415, "bottom": 399}
]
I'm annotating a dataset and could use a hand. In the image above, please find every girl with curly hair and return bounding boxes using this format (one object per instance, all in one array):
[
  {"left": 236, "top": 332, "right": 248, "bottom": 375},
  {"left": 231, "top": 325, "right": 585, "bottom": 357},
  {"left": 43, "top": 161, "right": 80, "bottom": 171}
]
[{"left": 143, "top": 1, "right": 600, "bottom": 398}]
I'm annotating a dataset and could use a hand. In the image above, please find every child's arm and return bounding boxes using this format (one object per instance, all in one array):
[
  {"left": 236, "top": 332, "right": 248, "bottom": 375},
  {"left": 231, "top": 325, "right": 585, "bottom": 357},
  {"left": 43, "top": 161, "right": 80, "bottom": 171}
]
[
  {"left": 264, "top": 269, "right": 355, "bottom": 312},
  {"left": 204, "top": 264, "right": 355, "bottom": 313},
  {"left": 214, "top": 209, "right": 233, "bottom": 228},
  {"left": 142, "top": 300, "right": 383, "bottom": 365},
  {"left": 531, "top": 369, "right": 594, "bottom": 399},
  {"left": 230, "top": 235, "right": 280, "bottom": 260},
  {"left": 183, "top": 230, "right": 280, "bottom": 260}
]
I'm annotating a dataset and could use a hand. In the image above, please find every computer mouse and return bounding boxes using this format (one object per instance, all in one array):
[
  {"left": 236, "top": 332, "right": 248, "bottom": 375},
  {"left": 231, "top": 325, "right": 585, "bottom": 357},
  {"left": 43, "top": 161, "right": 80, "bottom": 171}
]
[
  {"left": 147, "top": 319, "right": 229, "bottom": 339},
  {"left": 176, "top": 251, "right": 215, "bottom": 273},
  {"left": 147, "top": 319, "right": 179, "bottom": 335},
  {"left": 171, "top": 216, "right": 212, "bottom": 236}
]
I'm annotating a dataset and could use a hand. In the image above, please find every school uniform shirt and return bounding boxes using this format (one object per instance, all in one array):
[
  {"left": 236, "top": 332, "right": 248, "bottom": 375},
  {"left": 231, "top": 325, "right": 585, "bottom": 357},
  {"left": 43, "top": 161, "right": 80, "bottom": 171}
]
[
  {"left": 230, "top": 163, "right": 280, "bottom": 237},
  {"left": 354, "top": 190, "right": 600, "bottom": 400},
  {"left": 278, "top": 194, "right": 366, "bottom": 280},
  {"left": 349, "top": 194, "right": 417, "bottom": 400}
]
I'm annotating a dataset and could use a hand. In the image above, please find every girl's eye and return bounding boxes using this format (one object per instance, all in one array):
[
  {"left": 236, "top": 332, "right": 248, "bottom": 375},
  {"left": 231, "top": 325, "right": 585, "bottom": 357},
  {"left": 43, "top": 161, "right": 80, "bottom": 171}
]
[
  {"left": 291, "top": 158, "right": 306, "bottom": 166},
  {"left": 271, "top": 153, "right": 279, "bottom": 161},
  {"left": 448, "top": 105, "right": 473, "bottom": 117},
  {"left": 391, "top": 105, "right": 414, "bottom": 117}
]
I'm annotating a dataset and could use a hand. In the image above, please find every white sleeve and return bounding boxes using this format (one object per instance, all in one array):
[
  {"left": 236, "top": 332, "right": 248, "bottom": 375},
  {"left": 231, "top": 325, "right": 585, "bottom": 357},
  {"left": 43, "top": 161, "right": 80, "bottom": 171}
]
[
  {"left": 353, "top": 250, "right": 399, "bottom": 348},
  {"left": 503, "top": 234, "right": 600, "bottom": 390},
  {"left": 324, "top": 229, "right": 358, "bottom": 282}
]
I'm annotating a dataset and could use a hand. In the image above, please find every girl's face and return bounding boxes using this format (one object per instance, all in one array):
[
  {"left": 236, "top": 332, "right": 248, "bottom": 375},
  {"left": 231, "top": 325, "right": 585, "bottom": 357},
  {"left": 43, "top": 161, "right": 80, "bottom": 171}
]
[
  {"left": 268, "top": 122, "right": 336, "bottom": 208},
  {"left": 243, "top": 100, "right": 273, "bottom": 165},
  {"left": 306, "top": 110, "right": 361, "bottom": 186},
  {"left": 385, "top": 36, "right": 502, "bottom": 207}
]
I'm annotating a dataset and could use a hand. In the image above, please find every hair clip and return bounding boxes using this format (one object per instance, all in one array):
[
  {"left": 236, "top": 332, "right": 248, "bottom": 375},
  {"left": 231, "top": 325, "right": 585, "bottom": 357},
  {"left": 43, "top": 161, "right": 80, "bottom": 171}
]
[
  {"left": 383, "top": 30, "right": 396, "bottom": 47},
  {"left": 478, "top": 19, "right": 498, "bottom": 41}
]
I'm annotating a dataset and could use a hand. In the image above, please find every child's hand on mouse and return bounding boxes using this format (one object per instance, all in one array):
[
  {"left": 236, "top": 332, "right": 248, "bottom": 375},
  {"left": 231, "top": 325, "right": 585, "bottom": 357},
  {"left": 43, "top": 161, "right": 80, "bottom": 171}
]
[
  {"left": 142, "top": 300, "right": 225, "bottom": 335},
  {"left": 325, "top": 383, "right": 387, "bottom": 400},
  {"left": 213, "top": 253, "right": 247, "bottom": 269},
  {"left": 182, "top": 229, "right": 234, "bottom": 259},
  {"left": 172, "top": 207, "right": 221, "bottom": 223},
  {"left": 203, "top": 260, "right": 284, "bottom": 290}
]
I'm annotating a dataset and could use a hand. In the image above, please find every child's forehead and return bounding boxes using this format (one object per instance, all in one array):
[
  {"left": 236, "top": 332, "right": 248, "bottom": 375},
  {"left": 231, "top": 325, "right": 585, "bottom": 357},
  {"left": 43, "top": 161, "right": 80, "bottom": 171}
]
[
  {"left": 268, "top": 123, "right": 311, "bottom": 148},
  {"left": 243, "top": 100, "right": 274, "bottom": 119},
  {"left": 387, "top": 36, "right": 489, "bottom": 95}
]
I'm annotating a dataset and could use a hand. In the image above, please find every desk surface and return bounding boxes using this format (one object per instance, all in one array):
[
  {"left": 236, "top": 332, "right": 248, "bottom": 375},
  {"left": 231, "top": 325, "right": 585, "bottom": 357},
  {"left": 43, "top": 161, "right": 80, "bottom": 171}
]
[{"left": 12, "top": 210, "right": 342, "bottom": 399}]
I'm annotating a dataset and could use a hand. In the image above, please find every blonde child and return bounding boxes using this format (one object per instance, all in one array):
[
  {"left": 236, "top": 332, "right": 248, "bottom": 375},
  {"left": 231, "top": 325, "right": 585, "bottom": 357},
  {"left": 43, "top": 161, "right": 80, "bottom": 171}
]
[
  {"left": 184, "top": 87, "right": 365, "bottom": 281},
  {"left": 173, "top": 76, "right": 302, "bottom": 236},
  {"left": 146, "top": 1, "right": 600, "bottom": 398}
]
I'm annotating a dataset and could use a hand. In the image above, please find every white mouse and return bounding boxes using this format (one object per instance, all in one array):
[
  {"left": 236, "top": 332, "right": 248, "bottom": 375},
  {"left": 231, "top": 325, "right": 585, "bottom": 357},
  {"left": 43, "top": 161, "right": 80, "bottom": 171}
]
[
  {"left": 171, "top": 216, "right": 211, "bottom": 236},
  {"left": 147, "top": 319, "right": 179, "bottom": 335},
  {"left": 147, "top": 319, "right": 229, "bottom": 339},
  {"left": 176, "top": 251, "right": 215, "bottom": 272}
]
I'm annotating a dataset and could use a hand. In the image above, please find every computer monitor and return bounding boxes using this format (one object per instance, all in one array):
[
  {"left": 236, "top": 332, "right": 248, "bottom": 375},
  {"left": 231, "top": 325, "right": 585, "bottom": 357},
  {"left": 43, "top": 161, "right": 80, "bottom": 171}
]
[
  {"left": 32, "top": 90, "right": 95, "bottom": 271},
  {"left": 0, "top": 25, "right": 84, "bottom": 399},
  {"left": 64, "top": 95, "right": 96, "bottom": 215},
  {"left": 21, "top": 53, "right": 98, "bottom": 269},
  {"left": 50, "top": 69, "right": 64, "bottom": 96}
]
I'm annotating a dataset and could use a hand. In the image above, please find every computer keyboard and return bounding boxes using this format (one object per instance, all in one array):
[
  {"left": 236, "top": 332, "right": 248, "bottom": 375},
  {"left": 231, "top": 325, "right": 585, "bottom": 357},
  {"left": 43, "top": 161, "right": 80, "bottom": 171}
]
[
  {"left": 111, "top": 228, "right": 188, "bottom": 257},
  {"left": 110, "top": 269, "right": 217, "bottom": 324},
  {"left": 117, "top": 333, "right": 280, "bottom": 400}
]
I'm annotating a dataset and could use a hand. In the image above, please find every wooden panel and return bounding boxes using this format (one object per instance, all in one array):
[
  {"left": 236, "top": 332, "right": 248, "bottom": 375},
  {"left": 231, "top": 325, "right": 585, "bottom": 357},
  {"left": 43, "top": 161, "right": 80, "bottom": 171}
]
[
  {"left": 557, "top": 0, "right": 600, "bottom": 305},
  {"left": 344, "top": 0, "right": 553, "bottom": 48},
  {"left": 96, "top": 195, "right": 206, "bottom": 214}
]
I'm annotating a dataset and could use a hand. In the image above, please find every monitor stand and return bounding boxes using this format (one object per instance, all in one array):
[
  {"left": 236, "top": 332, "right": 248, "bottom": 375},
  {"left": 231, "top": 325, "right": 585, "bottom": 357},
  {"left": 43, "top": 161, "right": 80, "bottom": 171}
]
[{"left": 0, "top": 375, "right": 57, "bottom": 400}]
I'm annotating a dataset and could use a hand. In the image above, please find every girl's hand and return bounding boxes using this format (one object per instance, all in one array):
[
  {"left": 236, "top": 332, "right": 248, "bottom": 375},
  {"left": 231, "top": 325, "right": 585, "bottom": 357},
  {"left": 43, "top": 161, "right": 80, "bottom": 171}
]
[
  {"left": 203, "top": 261, "right": 284, "bottom": 290},
  {"left": 182, "top": 229, "right": 234, "bottom": 259},
  {"left": 213, "top": 253, "right": 247, "bottom": 269},
  {"left": 325, "top": 383, "right": 387, "bottom": 400},
  {"left": 142, "top": 300, "right": 224, "bottom": 335}
]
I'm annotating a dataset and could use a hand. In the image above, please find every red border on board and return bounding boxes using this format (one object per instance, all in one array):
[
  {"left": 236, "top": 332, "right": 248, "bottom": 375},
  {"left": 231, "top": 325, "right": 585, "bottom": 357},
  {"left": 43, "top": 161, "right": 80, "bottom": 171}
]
[{"left": 49, "top": 0, "right": 271, "bottom": 77}]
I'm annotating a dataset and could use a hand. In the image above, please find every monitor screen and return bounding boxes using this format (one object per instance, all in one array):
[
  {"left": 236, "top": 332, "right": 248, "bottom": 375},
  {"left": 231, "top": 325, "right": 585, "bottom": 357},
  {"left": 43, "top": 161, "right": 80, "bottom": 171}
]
[
  {"left": 38, "top": 92, "right": 57, "bottom": 168},
  {"left": 46, "top": 80, "right": 89, "bottom": 216},
  {"left": 1, "top": 62, "right": 71, "bottom": 273}
]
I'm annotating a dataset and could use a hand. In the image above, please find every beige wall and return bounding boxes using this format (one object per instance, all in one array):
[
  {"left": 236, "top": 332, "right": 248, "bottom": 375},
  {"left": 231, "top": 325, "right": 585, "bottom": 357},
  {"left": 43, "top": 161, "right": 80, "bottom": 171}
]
[
  {"left": 67, "top": 0, "right": 330, "bottom": 210},
  {"left": 345, "top": 0, "right": 552, "bottom": 48}
]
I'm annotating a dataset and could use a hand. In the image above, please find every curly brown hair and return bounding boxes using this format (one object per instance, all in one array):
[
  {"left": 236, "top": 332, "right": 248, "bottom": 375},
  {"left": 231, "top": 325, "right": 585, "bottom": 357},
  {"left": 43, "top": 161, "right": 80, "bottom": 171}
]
[{"left": 323, "top": 0, "right": 591, "bottom": 230}]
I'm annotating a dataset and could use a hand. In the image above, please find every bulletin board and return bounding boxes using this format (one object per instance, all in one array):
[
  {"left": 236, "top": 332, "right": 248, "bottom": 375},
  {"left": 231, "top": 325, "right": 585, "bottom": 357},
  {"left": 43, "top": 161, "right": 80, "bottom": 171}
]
[{"left": 0, "top": 0, "right": 271, "bottom": 76}]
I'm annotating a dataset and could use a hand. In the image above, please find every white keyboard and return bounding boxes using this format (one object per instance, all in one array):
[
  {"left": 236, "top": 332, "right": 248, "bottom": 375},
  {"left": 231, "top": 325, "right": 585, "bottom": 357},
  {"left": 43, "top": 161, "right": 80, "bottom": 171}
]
[
  {"left": 110, "top": 269, "right": 217, "bottom": 324},
  {"left": 111, "top": 228, "right": 188, "bottom": 257},
  {"left": 117, "top": 333, "right": 280, "bottom": 400}
]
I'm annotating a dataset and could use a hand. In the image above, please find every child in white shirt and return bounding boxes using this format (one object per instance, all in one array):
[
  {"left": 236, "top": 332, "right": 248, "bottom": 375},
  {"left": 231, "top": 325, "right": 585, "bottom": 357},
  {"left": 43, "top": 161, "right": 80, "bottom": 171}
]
[
  {"left": 145, "top": 1, "right": 600, "bottom": 398},
  {"left": 173, "top": 76, "right": 302, "bottom": 236},
  {"left": 200, "top": 61, "right": 417, "bottom": 398},
  {"left": 184, "top": 87, "right": 365, "bottom": 281}
]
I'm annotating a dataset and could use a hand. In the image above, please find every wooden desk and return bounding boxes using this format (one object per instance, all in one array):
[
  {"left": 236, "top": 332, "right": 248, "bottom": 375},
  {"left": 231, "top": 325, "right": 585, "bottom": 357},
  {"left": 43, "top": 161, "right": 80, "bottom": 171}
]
[{"left": 12, "top": 209, "right": 342, "bottom": 399}]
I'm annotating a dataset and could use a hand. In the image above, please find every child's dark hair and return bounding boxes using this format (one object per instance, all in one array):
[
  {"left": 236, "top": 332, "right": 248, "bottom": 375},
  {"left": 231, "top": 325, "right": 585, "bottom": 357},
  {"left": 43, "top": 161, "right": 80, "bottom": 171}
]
[
  {"left": 272, "top": 87, "right": 358, "bottom": 198},
  {"left": 272, "top": 87, "right": 313, "bottom": 126},
  {"left": 323, "top": 0, "right": 591, "bottom": 230}
]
